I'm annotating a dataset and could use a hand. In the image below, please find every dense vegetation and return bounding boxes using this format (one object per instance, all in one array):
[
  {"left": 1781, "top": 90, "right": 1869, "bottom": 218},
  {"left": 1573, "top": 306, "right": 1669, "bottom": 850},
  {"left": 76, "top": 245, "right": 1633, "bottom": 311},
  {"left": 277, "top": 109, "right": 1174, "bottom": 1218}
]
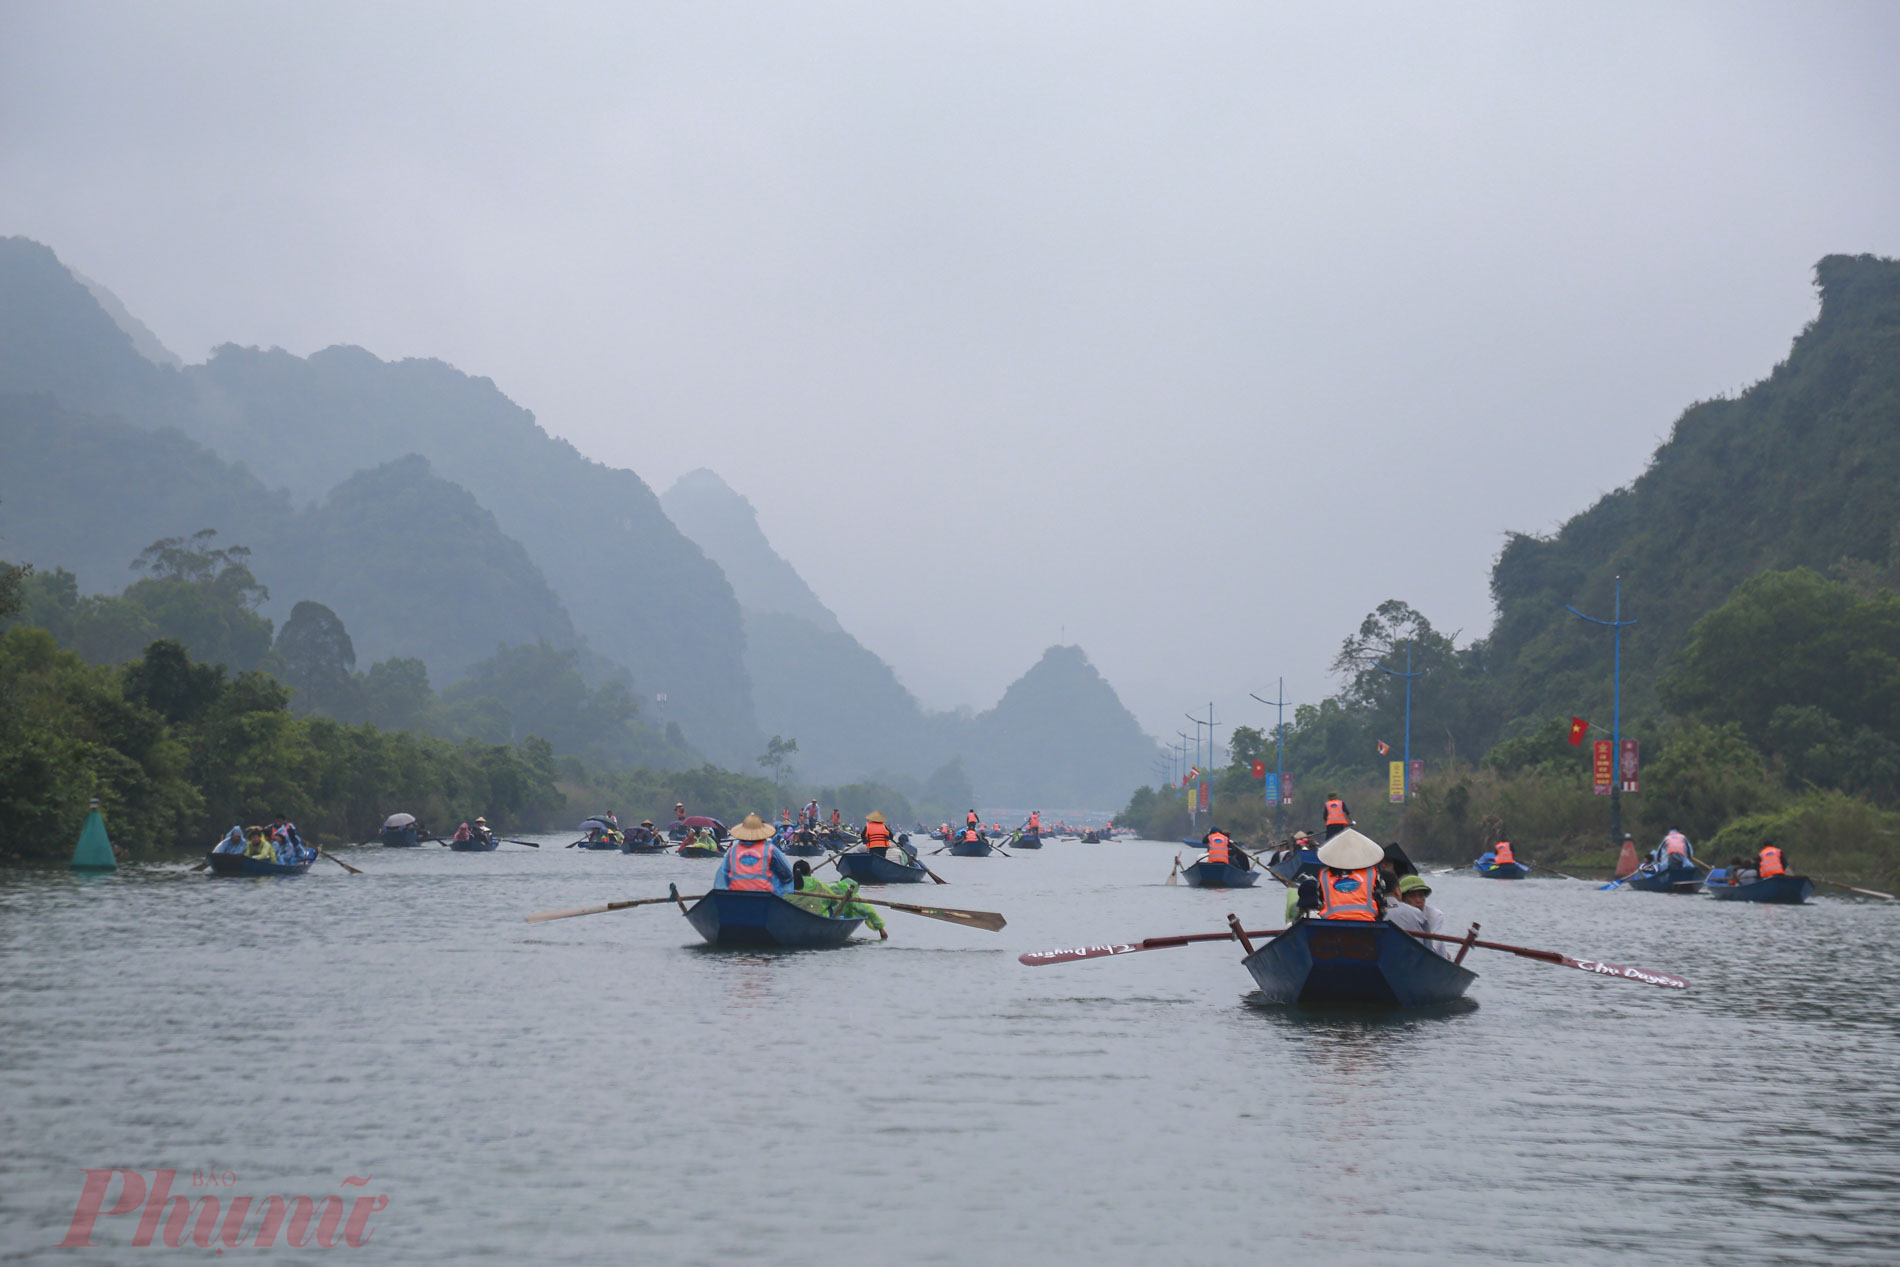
[{"left": 1122, "top": 255, "right": 1900, "bottom": 886}]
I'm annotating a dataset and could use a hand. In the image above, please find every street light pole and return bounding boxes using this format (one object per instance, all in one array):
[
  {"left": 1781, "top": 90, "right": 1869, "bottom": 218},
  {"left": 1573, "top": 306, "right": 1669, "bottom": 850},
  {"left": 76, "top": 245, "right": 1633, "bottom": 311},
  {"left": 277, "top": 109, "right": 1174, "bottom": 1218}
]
[
  {"left": 1186, "top": 703, "right": 1216, "bottom": 822},
  {"left": 1567, "top": 576, "right": 1637, "bottom": 848},
  {"left": 1250, "top": 679, "right": 1292, "bottom": 835}
]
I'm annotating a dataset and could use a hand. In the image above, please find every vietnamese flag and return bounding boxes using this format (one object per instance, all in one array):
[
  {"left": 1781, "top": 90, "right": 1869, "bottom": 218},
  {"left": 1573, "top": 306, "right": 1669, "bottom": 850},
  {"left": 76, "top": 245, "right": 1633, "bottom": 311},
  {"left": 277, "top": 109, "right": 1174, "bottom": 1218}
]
[
  {"left": 1251, "top": 760, "right": 1266, "bottom": 778},
  {"left": 1568, "top": 716, "right": 1589, "bottom": 746}
]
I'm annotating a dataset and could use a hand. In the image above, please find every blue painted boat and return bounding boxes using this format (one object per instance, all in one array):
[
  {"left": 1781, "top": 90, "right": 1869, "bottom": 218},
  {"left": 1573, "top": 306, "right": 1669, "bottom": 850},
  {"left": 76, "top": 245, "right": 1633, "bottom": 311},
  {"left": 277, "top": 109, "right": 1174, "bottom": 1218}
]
[
  {"left": 1471, "top": 852, "right": 1530, "bottom": 879},
  {"left": 1242, "top": 919, "right": 1477, "bottom": 1006},
  {"left": 781, "top": 836, "right": 827, "bottom": 857},
  {"left": 683, "top": 888, "right": 865, "bottom": 947},
  {"left": 1180, "top": 859, "right": 1260, "bottom": 888},
  {"left": 676, "top": 842, "right": 724, "bottom": 859},
  {"left": 206, "top": 852, "right": 312, "bottom": 877},
  {"left": 1081, "top": 831, "right": 1101, "bottom": 843},
  {"left": 379, "top": 820, "right": 421, "bottom": 847},
  {"left": 1626, "top": 864, "right": 1704, "bottom": 894},
  {"left": 575, "top": 835, "right": 621, "bottom": 851},
  {"left": 1704, "top": 870, "right": 1813, "bottom": 903},
  {"left": 619, "top": 830, "right": 669, "bottom": 854},
  {"left": 1267, "top": 847, "right": 1321, "bottom": 883},
  {"left": 949, "top": 838, "right": 993, "bottom": 857},
  {"left": 836, "top": 849, "right": 929, "bottom": 884},
  {"left": 449, "top": 831, "right": 499, "bottom": 852},
  {"left": 1012, "top": 831, "right": 1044, "bottom": 849}
]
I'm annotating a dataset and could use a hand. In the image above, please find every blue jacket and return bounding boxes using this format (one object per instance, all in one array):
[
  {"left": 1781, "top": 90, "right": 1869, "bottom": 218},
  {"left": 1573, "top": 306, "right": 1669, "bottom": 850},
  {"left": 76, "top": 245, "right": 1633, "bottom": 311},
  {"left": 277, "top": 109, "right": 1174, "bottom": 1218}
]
[{"left": 713, "top": 841, "right": 794, "bottom": 894}]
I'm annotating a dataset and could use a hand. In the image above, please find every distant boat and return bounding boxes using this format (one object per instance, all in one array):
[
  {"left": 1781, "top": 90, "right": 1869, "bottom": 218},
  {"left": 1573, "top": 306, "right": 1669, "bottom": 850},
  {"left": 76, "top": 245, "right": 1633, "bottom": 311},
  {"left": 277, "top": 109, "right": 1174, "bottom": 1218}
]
[
  {"left": 1180, "top": 859, "right": 1259, "bottom": 889},
  {"left": 206, "top": 852, "right": 311, "bottom": 877},
  {"left": 1243, "top": 919, "right": 1477, "bottom": 1007},
  {"left": 1704, "top": 869, "right": 1812, "bottom": 904},
  {"left": 1626, "top": 863, "right": 1704, "bottom": 894},
  {"left": 619, "top": 829, "right": 669, "bottom": 854},
  {"left": 380, "top": 813, "right": 421, "bottom": 847},
  {"left": 1471, "top": 852, "right": 1530, "bottom": 879},
  {"left": 836, "top": 849, "right": 929, "bottom": 884},
  {"left": 1011, "top": 831, "right": 1044, "bottom": 849},
  {"left": 449, "top": 830, "right": 499, "bottom": 852},
  {"left": 683, "top": 889, "right": 864, "bottom": 947},
  {"left": 949, "top": 837, "right": 993, "bottom": 857},
  {"left": 1267, "top": 847, "right": 1321, "bottom": 884}
]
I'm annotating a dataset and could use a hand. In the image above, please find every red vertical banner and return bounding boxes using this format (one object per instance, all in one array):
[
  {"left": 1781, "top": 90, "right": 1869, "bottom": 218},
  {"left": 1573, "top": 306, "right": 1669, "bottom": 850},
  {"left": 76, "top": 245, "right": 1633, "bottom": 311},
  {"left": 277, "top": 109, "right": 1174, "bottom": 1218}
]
[
  {"left": 1409, "top": 759, "right": 1423, "bottom": 792},
  {"left": 1592, "top": 740, "right": 1613, "bottom": 796},
  {"left": 1281, "top": 774, "right": 1294, "bottom": 806},
  {"left": 1619, "top": 739, "right": 1640, "bottom": 793},
  {"left": 1196, "top": 781, "right": 1209, "bottom": 813}
]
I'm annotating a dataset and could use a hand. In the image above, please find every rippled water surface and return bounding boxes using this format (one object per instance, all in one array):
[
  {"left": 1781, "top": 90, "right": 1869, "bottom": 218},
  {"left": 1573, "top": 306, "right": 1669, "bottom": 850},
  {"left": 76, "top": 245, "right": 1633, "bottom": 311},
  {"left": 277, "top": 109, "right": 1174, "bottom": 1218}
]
[{"left": 3, "top": 838, "right": 1898, "bottom": 1264}]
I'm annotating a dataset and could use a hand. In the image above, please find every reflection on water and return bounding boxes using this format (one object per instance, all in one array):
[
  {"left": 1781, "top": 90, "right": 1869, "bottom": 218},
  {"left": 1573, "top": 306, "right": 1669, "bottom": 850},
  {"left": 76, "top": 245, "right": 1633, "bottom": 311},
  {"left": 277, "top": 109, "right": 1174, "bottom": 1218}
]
[{"left": 3, "top": 843, "right": 1899, "bottom": 1264}]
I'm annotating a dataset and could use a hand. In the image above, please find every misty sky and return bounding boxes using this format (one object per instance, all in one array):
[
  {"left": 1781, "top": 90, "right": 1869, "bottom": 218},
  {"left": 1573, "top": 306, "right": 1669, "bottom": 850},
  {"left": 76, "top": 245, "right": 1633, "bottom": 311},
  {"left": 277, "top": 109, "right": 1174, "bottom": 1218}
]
[{"left": 5, "top": 2, "right": 1899, "bottom": 755}]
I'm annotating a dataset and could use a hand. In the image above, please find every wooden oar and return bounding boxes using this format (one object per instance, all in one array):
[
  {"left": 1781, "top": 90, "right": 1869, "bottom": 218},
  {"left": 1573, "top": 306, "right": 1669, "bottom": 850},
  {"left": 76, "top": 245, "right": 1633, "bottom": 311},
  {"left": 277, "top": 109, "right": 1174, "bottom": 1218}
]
[
  {"left": 1410, "top": 930, "right": 1688, "bottom": 989},
  {"left": 1021, "top": 928, "right": 1278, "bottom": 965},
  {"left": 527, "top": 892, "right": 707, "bottom": 923},
  {"left": 819, "top": 891, "right": 1006, "bottom": 932},
  {"left": 314, "top": 845, "right": 363, "bottom": 875},
  {"left": 1526, "top": 861, "right": 1585, "bottom": 882},
  {"left": 191, "top": 856, "right": 212, "bottom": 872},
  {"left": 1166, "top": 854, "right": 1180, "bottom": 886},
  {"left": 1811, "top": 874, "right": 1898, "bottom": 901},
  {"left": 501, "top": 837, "right": 541, "bottom": 848}
]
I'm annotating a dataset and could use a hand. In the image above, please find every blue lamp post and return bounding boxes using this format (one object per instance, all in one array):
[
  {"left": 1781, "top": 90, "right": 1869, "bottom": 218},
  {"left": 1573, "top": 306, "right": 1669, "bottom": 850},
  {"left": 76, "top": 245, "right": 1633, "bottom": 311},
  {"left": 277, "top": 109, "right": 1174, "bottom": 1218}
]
[{"left": 1376, "top": 642, "right": 1422, "bottom": 801}]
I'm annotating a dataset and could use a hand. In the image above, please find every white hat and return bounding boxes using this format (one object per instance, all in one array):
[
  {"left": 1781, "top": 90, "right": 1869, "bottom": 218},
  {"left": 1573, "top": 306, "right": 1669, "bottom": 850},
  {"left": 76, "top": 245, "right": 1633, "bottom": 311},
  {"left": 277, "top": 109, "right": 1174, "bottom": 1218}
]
[{"left": 1316, "top": 828, "right": 1384, "bottom": 870}]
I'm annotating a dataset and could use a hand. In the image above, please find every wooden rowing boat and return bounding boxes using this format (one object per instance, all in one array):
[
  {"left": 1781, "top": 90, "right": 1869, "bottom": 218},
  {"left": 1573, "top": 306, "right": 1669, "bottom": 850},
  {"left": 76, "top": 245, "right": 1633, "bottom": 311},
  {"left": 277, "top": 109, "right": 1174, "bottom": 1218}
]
[
  {"left": 1704, "top": 870, "right": 1813, "bottom": 903},
  {"left": 1180, "top": 859, "right": 1259, "bottom": 888},
  {"left": 836, "top": 849, "right": 930, "bottom": 884},
  {"left": 1242, "top": 919, "right": 1477, "bottom": 1006},
  {"left": 683, "top": 889, "right": 864, "bottom": 947},
  {"left": 206, "top": 852, "right": 312, "bottom": 877}
]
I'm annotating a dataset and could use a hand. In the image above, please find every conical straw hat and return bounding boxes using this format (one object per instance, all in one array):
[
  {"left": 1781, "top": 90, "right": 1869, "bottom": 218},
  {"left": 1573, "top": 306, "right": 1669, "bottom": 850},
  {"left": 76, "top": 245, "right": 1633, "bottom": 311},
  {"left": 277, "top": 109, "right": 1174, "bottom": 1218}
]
[
  {"left": 730, "top": 813, "right": 774, "bottom": 841},
  {"left": 1316, "top": 828, "right": 1384, "bottom": 870}
]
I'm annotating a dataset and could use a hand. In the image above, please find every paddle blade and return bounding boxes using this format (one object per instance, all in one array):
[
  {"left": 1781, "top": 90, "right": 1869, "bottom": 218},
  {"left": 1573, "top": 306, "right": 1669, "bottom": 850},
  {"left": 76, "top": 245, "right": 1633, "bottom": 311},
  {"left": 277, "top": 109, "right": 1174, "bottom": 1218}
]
[
  {"left": 1560, "top": 956, "right": 1689, "bottom": 990},
  {"left": 1020, "top": 942, "right": 1146, "bottom": 966},
  {"left": 885, "top": 901, "right": 1006, "bottom": 932}
]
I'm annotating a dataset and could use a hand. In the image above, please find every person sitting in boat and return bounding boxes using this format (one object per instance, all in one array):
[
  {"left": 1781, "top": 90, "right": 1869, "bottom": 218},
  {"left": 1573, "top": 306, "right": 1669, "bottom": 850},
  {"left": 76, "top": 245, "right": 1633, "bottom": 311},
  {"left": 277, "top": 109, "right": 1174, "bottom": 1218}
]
[
  {"left": 1298, "top": 829, "right": 1388, "bottom": 921},
  {"left": 451, "top": 822, "right": 472, "bottom": 845},
  {"left": 692, "top": 826, "right": 722, "bottom": 851},
  {"left": 1654, "top": 829, "right": 1693, "bottom": 870},
  {"left": 472, "top": 817, "right": 496, "bottom": 846},
  {"left": 269, "top": 815, "right": 312, "bottom": 864},
  {"left": 712, "top": 814, "right": 793, "bottom": 893},
  {"left": 959, "top": 824, "right": 983, "bottom": 846},
  {"left": 789, "top": 860, "right": 887, "bottom": 939},
  {"left": 243, "top": 826, "right": 274, "bottom": 860},
  {"left": 1199, "top": 829, "right": 1248, "bottom": 871},
  {"left": 1725, "top": 854, "right": 1757, "bottom": 885},
  {"left": 1380, "top": 842, "right": 1418, "bottom": 886},
  {"left": 1385, "top": 874, "right": 1453, "bottom": 957},
  {"left": 1757, "top": 843, "right": 1787, "bottom": 880},
  {"left": 860, "top": 811, "right": 903, "bottom": 860},
  {"left": 1493, "top": 839, "right": 1516, "bottom": 867},
  {"left": 213, "top": 825, "right": 246, "bottom": 855}
]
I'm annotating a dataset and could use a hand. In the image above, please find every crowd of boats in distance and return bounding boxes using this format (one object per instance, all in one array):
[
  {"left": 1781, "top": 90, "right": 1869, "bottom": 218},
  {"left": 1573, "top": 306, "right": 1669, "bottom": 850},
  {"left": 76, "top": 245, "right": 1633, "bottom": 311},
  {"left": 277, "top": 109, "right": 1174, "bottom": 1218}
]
[{"left": 185, "top": 809, "right": 1890, "bottom": 1012}]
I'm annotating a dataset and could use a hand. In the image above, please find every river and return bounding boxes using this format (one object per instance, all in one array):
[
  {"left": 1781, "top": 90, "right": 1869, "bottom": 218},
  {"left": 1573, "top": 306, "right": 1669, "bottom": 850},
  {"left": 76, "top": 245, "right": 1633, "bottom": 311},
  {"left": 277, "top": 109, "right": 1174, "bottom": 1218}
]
[{"left": 2, "top": 837, "right": 1896, "bottom": 1264}]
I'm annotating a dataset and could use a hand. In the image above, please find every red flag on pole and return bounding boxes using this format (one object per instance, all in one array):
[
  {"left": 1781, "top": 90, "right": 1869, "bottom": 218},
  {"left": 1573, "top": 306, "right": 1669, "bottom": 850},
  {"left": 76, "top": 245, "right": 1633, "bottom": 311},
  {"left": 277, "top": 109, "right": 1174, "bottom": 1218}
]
[
  {"left": 1376, "top": 740, "right": 1390, "bottom": 755},
  {"left": 1567, "top": 717, "right": 1588, "bottom": 746},
  {"left": 1251, "top": 760, "right": 1265, "bottom": 778}
]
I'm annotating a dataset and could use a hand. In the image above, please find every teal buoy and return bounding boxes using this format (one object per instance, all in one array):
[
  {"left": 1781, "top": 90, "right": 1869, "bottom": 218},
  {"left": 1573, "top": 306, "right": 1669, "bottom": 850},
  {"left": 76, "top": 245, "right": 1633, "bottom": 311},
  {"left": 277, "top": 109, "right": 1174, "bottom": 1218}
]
[{"left": 71, "top": 799, "right": 117, "bottom": 870}]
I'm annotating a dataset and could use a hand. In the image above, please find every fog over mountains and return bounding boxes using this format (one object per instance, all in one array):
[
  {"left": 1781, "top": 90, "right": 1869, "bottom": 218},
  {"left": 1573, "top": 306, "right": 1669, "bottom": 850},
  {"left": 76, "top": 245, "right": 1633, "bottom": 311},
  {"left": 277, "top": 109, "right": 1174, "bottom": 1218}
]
[{"left": 0, "top": 235, "right": 1160, "bottom": 809}]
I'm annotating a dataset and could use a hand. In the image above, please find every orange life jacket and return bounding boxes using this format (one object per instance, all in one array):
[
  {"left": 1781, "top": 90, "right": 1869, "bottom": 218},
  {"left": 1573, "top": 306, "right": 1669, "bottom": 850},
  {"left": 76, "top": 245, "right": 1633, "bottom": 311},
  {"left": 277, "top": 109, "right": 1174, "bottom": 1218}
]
[
  {"left": 1029, "top": 813, "right": 1040, "bottom": 831},
  {"left": 1316, "top": 867, "right": 1380, "bottom": 921},
  {"left": 863, "top": 822, "right": 893, "bottom": 850},
  {"left": 1205, "top": 832, "right": 1230, "bottom": 865},
  {"left": 1663, "top": 832, "right": 1688, "bottom": 859},
  {"left": 726, "top": 840, "right": 774, "bottom": 891},
  {"left": 962, "top": 828, "right": 980, "bottom": 843},
  {"left": 1324, "top": 799, "right": 1349, "bottom": 826},
  {"left": 967, "top": 811, "right": 978, "bottom": 826},
  {"left": 1758, "top": 846, "right": 1785, "bottom": 878},
  {"left": 1494, "top": 841, "right": 1515, "bottom": 865}
]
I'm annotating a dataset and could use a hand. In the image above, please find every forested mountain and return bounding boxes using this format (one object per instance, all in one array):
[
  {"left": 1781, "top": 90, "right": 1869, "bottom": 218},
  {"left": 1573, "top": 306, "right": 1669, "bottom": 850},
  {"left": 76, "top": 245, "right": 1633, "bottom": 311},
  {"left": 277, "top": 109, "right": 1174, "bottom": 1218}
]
[
  {"left": 661, "top": 469, "right": 841, "bottom": 631},
  {"left": 964, "top": 645, "right": 1161, "bottom": 808},
  {"left": 0, "top": 402, "right": 581, "bottom": 683},
  {"left": 1485, "top": 252, "right": 1900, "bottom": 736},
  {"left": 0, "top": 235, "right": 760, "bottom": 761}
]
